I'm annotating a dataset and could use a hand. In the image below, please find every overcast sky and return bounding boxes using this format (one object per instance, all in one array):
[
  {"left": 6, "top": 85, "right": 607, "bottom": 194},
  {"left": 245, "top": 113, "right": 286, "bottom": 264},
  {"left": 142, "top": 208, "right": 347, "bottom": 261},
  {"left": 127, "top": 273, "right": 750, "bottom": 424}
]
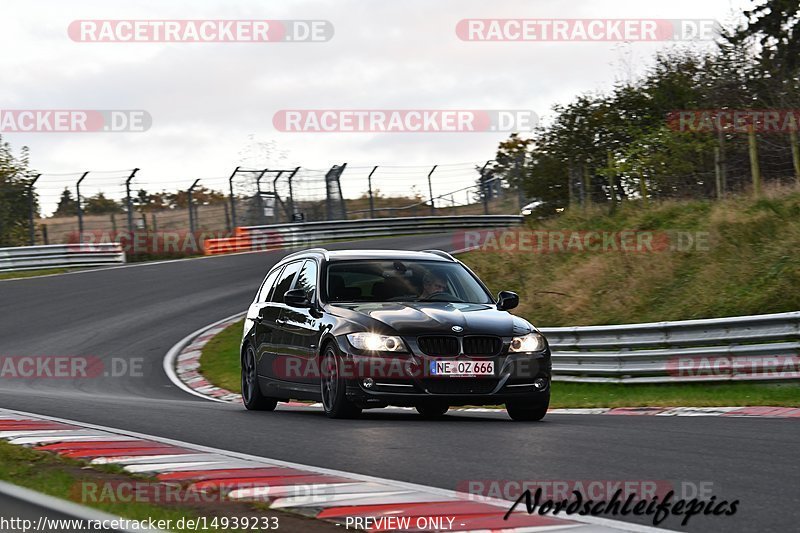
[{"left": 2, "top": 0, "right": 752, "bottom": 213}]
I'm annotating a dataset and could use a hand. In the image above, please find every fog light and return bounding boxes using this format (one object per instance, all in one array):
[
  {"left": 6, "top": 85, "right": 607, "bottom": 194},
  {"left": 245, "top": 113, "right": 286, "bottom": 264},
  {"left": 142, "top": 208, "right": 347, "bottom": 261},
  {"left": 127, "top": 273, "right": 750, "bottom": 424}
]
[
  {"left": 534, "top": 377, "right": 548, "bottom": 390},
  {"left": 363, "top": 378, "right": 374, "bottom": 389}
]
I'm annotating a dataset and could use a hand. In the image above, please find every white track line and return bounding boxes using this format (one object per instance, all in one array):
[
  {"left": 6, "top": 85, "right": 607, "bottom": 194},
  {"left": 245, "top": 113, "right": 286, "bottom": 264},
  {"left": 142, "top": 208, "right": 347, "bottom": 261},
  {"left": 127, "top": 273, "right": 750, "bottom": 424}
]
[
  {"left": 0, "top": 407, "right": 674, "bottom": 533},
  {"left": 162, "top": 311, "right": 246, "bottom": 403}
]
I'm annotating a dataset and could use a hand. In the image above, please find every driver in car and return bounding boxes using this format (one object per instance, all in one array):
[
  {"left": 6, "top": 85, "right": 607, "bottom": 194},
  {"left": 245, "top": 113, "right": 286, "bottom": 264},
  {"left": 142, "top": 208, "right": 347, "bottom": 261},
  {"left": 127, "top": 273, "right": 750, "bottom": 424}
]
[{"left": 419, "top": 271, "right": 448, "bottom": 299}]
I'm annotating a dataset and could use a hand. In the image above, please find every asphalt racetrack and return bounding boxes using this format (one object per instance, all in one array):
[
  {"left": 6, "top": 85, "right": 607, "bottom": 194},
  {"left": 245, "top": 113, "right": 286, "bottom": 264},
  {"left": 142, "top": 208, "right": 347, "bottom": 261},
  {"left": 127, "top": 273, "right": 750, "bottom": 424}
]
[{"left": 0, "top": 234, "right": 796, "bottom": 532}]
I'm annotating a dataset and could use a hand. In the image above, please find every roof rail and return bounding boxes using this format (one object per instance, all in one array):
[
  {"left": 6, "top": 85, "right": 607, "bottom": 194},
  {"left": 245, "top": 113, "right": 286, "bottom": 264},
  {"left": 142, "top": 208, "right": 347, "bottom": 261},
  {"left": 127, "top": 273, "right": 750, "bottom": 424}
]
[
  {"left": 304, "top": 247, "right": 329, "bottom": 255},
  {"left": 421, "top": 249, "right": 456, "bottom": 261},
  {"left": 283, "top": 247, "right": 329, "bottom": 261}
]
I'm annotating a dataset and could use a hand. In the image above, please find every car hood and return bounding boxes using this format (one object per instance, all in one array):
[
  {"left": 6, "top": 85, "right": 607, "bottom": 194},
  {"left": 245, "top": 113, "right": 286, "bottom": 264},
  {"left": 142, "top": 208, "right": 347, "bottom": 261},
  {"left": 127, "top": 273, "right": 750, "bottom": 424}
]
[{"left": 328, "top": 301, "right": 534, "bottom": 337}]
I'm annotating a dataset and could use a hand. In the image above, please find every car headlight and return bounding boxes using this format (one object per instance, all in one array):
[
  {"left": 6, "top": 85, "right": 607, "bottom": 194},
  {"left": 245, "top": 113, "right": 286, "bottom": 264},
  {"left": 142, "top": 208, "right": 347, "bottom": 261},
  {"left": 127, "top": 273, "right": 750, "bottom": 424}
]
[
  {"left": 347, "top": 333, "right": 407, "bottom": 352},
  {"left": 509, "top": 332, "right": 545, "bottom": 353}
]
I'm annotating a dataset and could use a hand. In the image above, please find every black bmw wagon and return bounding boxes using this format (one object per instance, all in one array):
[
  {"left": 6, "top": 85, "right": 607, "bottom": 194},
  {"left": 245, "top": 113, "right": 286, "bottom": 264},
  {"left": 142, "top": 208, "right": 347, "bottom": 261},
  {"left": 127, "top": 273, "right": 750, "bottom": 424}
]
[{"left": 241, "top": 248, "right": 551, "bottom": 420}]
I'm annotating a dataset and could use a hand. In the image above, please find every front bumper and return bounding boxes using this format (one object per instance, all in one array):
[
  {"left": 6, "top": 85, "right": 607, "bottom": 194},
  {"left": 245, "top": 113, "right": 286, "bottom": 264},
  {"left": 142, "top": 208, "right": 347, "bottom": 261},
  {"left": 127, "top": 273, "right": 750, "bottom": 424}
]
[{"left": 333, "top": 335, "right": 551, "bottom": 408}]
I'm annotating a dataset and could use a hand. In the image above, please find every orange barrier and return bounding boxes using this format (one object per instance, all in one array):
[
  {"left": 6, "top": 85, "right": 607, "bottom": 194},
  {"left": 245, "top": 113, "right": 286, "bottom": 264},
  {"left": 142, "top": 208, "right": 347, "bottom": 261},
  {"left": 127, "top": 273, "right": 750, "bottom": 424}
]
[
  {"left": 204, "top": 235, "right": 252, "bottom": 255},
  {"left": 204, "top": 230, "right": 287, "bottom": 255}
]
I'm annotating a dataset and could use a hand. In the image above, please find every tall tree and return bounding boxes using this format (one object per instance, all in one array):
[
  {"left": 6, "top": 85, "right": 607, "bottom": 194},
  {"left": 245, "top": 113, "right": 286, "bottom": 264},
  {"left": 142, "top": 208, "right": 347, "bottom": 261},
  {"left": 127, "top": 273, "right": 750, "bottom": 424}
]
[
  {"left": 728, "top": 0, "right": 800, "bottom": 77},
  {"left": 0, "top": 136, "right": 36, "bottom": 246},
  {"left": 84, "top": 192, "right": 123, "bottom": 214},
  {"left": 53, "top": 188, "right": 78, "bottom": 217}
]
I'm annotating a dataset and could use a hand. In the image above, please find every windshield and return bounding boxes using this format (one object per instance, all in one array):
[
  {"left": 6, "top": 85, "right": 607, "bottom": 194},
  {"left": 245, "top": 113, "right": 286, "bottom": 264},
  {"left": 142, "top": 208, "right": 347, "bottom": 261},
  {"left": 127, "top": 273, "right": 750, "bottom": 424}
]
[{"left": 326, "top": 260, "right": 493, "bottom": 304}]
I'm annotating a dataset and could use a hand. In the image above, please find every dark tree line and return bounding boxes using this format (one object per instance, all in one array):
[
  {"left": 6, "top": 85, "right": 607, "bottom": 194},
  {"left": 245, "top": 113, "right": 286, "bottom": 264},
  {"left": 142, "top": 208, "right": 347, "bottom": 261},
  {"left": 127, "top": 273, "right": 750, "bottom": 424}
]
[{"left": 486, "top": 0, "right": 800, "bottom": 211}]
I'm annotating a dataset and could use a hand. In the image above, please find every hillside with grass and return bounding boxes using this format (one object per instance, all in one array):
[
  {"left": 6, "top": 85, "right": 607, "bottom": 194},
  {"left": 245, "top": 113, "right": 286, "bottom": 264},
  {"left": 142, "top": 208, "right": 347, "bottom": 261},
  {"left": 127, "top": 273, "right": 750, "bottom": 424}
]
[{"left": 461, "top": 186, "right": 800, "bottom": 327}]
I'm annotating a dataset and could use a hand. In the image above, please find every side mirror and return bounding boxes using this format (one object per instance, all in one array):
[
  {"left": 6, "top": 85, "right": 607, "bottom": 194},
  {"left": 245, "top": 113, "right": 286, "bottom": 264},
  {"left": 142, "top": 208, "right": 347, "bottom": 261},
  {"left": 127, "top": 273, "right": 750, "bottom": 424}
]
[
  {"left": 284, "top": 288, "right": 310, "bottom": 308},
  {"left": 496, "top": 291, "right": 519, "bottom": 311}
]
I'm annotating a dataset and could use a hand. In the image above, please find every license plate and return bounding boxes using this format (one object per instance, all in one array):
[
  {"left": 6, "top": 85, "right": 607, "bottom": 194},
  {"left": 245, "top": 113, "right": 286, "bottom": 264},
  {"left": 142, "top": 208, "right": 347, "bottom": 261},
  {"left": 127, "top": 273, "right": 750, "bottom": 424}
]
[{"left": 430, "top": 360, "right": 495, "bottom": 377}]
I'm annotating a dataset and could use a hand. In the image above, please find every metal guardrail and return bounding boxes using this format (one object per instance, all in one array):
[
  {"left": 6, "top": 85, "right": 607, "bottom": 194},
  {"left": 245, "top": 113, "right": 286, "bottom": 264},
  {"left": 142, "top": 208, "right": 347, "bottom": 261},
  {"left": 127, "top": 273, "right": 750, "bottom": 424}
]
[
  {"left": 541, "top": 312, "right": 800, "bottom": 383},
  {"left": 0, "top": 243, "right": 126, "bottom": 272},
  {"left": 205, "top": 215, "right": 523, "bottom": 255}
]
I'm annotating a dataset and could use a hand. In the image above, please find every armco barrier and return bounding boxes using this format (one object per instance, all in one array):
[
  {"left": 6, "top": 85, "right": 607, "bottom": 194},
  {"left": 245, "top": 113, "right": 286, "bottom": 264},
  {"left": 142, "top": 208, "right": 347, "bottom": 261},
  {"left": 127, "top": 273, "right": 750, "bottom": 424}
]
[
  {"left": 0, "top": 243, "right": 126, "bottom": 272},
  {"left": 204, "top": 215, "right": 523, "bottom": 255},
  {"left": 541, "top": 311, "right": 800, "bottom": 383}
]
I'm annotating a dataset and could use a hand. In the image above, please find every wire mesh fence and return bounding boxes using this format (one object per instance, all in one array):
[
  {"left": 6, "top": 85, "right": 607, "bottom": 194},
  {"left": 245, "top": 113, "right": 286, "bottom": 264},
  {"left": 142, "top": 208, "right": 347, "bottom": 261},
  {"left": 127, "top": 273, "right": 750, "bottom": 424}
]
[
  {"left": 8, "top": 130, "right": 799, "bottom": 251},
  {"left": 19, "top": 161, "right": 518, "bottom": 250}
]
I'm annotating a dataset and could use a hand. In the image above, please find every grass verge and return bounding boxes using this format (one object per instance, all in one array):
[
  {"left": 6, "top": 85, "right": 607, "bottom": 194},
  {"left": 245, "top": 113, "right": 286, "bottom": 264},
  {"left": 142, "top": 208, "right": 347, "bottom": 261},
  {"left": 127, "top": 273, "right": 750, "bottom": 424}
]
[
  {"left": 0, "top": 441, "right": 234, "bottom": 532},
  {"left": 549, "top": 381, "right": 800, "bottom": 408},
  {"left": 462, "top": 186, "right": 800, "bottom": 326},
  {"left": 0, "top": 440, "right": 335, "bottom": 532},
  {"left": 0, "top": 268, "right": 75, "bottom": 280},
  {"left": 198, "top": 319, "right": 245, "bottom": 393},
  {"left": 198, "top": 319, "right": 800, "bottom": 407}
]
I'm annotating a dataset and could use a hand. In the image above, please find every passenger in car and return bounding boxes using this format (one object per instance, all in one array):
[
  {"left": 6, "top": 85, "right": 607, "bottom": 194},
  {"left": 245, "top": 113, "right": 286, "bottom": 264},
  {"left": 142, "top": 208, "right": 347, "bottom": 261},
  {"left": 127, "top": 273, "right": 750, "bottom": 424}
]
[{"left": 419, "top": 272, "right": 448, "bottom": 299}]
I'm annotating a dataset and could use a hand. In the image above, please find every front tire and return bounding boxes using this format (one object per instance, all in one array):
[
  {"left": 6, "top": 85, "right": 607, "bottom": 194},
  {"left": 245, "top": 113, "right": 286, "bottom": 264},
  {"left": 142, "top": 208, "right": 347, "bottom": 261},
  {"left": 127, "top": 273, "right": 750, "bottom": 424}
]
[
  {"left": 320, "top": 345, "right": 361, "bottom": 419},
  {"left": 241, "top": 345, "right": 277, "bottom": 411},
  {"left": 506, "top": 393, "right": 549, "bottom": 421}
]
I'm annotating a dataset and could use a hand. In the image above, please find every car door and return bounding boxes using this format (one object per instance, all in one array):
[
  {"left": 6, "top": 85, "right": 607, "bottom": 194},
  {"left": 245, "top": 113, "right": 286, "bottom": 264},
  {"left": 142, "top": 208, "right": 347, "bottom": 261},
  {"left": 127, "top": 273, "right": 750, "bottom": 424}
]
[
  {"left": 259, "top": 260, "right": 303, "bottom": 380},
  {"left": 277, "top": 259, "right": 321, "bottom": 386},
  {"left": 248, "top": 265, "right": 282, "bottom": 368}
]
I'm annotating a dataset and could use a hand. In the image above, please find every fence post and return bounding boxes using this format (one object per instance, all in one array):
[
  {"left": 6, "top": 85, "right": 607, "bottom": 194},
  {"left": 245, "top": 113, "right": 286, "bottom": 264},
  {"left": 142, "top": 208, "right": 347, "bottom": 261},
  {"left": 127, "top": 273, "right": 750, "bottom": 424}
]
[
  {"left": 254, "top": 168, "right": 269, "bottom": 223},
  {"left": 479, "top": 160, "right": 491, "bottom": 215},
  {"left": 324, "top": 164, "right": 347, "bottom": 220},
  {"left": 748, "top": 128, "right": 761, "bottom": 197},
  {"left": 256, "top": 168, "right": 267, "bottom": 195},
  {"left": 714, "top": 131, "right": 727, "bottom": 199},
  {"left": 42, "top": 224, "right": 48, "bottom": 245},
  {"left": 790, "top": 128, "right": 800, "bottom": 186},
  {"left": 76, "top": 171, "right": 89, "bottom": 240},
  {"left": 28, "top": 174, "right": 41, "bottom": 246},
  {"left": 287, "top": 166, "right": 300, "bottom": 218},
  {"left": 639, "top": 173, "right": 648, "bottom": 206},
  {"left": 228, "top": 166, "right": 240, "bottom": 229},
  {"left": 607, "top": 152, "right": 617, "bottom": 213},
  {"left": 568, "top": 158, "right": 575, "bottom": 208},
  {"left": 111, "top": 212, "right": 117, "bottom": 232},
  {"left": 188, "top": 179, "right": 200, "bottom": 233},
  {"left": 714, "top": 146, "right": 723, "bottom": 199},
  {"left": 125, "top": 168, "right": 139, "bottom": 232},
  {"left": 583, "top": 162, "right": 592, "bottom": 209},
  {"left": 272, "top": 171, "right": 287, "bottom": 220},
  {"left": 367, "top": 166, "right": 377, "bottom": 218},
  {"left": 427, "top": 165, "right": 438, "bottom": 215}
]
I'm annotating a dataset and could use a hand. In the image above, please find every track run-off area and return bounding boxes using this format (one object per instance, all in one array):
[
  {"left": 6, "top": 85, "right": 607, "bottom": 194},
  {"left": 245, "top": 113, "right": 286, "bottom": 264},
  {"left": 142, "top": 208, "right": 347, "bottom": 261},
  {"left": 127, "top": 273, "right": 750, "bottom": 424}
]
[{"left": 0, "top": 234, "right": 796, "bottom": 532}]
